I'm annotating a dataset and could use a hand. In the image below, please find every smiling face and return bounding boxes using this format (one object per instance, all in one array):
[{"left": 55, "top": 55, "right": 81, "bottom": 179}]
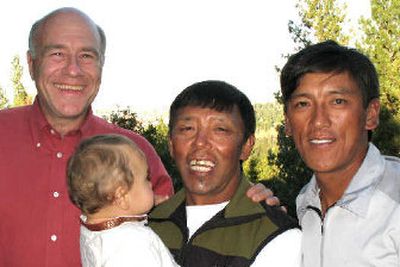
[
  {"left": 169, "top": 106, "right": 254, "bottom": 205},
  {"left": 28, "top": 10, "right": 103, "bottom": 132},
  {"left": 285, "top": 72, "right": 380, "bottom": 180}
]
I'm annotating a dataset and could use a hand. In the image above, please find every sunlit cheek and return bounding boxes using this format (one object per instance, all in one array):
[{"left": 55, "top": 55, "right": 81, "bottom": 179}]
[
  {"left": 41, "top": 64, "right": 65, "bottom": 79},
  {"left": 171, "top": 144, "right": 188, "bottom": 163},
  {"left": 85, "top": 67, "right": 102, "bottom": 78}
]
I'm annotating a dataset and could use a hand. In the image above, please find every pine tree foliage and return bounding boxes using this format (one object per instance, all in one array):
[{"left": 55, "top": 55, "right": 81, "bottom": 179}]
[
  {"left": 243, "top": 102, "right": 283, "bottom": 182},
  {"left": 11, "top": 55, "right": 32, "bottom": 107},
  {"left": 108, "top": 108, "right": 182, "bottom": 191},
  {"left": 299, "top": 0, "right": 350, "bottom": 45},
  {"left": 0, "top": 85, "right": 9, "bottom": 109},
  {"left": 358, "top": 0, "right": 400, "bottom": 156}
]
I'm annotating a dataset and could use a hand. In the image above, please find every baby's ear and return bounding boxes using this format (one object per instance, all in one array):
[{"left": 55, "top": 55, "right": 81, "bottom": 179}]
[{"left": 113, "top": 186, "right": 129, "bottom": 210}]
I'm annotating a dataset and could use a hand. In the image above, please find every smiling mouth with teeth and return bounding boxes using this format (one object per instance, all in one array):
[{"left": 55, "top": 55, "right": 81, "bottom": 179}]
[
  {"left": 310, "top": 139, "right": 334, "bottom": 144},
  {"left": 54, "top": 84, "right": 84, "bottom": 91},
  {"left": 189, "top": 159, "right": 215, "bottom": 172}
]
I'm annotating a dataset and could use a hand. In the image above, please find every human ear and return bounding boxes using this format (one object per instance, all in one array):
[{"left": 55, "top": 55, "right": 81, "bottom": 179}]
[
  {"left": 168, "top": 137, "right": 175, "bottom": 159},
  {"left": 113, "top": 186, "right": 129, "bottom": 210},
  {"left": 240, "top": 135, "right": 255, "bottom": 161},
  {"left": 365, "top": 98, "right": 380, "bottom": 131},
  {"left": 27, "top": 51, "right": 35, "bottom": 80}
]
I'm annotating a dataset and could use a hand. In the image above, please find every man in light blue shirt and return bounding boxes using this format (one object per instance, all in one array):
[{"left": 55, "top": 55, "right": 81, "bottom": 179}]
[{"left": 280, "top": 40, "right": 400, "bottom": 266}]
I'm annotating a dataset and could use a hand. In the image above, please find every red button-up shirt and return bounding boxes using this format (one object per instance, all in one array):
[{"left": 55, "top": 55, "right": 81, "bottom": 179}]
[{"left": 0, "top": 100, "right": 173, "bottom": 267}]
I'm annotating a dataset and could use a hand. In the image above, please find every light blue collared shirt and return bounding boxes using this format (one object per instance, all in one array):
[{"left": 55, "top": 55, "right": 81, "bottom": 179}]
[{"left": 297, "top": 143, "right": 400, "bottom": 267}]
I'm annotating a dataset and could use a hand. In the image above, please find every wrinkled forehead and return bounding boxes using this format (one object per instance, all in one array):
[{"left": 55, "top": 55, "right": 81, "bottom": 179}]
[
  {"left": 175, "top": 104, "right": 241, "bottom": 118},
  {"left": 172, "top": 105, "right": 246, "bottom": 136}
]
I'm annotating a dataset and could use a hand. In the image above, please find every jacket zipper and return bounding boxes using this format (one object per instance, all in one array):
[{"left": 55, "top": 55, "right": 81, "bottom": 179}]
[
  {"left": 306, "top": 205, "right": 325, "bottom": 267},
  {"left": 179, "top": 209, "right": 226, "bottom": 265}
]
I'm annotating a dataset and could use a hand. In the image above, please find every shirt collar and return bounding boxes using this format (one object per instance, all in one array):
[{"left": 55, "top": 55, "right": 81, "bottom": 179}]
[
  {"left": 29, "top": 97, "right": 94, "bottom": 139},
  {"left": 338, "top": 143, "right": 385, "bottom": 217},
  {"left": 150, "top": 176, "right": 265, "bottom": 219},
  {"left": 297, "top": 143, "right": 385, "bottom": 219},
  {"left": 76, "top": 106, "right": 95, "bottom": 136},
  {"left": 29, "top": 98, "right": 53, "bottom": 144},
  {"left": 297, "top": 177, "right": 320, "bottom": 220}
]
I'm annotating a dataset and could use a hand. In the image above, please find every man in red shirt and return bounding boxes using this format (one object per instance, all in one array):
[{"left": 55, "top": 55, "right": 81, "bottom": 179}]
[
  {"left": 0, "top": 7, "right": 277, "bottom": 267},
  {"left": 0, "top": 7, "right": 173, "bottom": 267}
]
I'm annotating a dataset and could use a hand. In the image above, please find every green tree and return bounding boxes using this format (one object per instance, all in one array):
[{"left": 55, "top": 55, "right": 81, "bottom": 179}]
[
  {"left": 358, "top": 0, "right": 400, "bottom": 156},
  {"left": 0, "top": 85, "right": 9, "bottom": 109},
  {"left": 11, "top": 55, "right": 32, "bottom": 107},
  {"left": 299, "top": 0, "right": 350, "bottom": 45},
  {"left": 243, "top": 102, "right": 283, "bottom": 181},
  {"left": 108, "top": 108, "right": 144, "bottom": 133},
  {"left": 108, "top": 108, "right": 182, "bottom": 191},
  {"left": 286, "top": 0, "right": 349, "bottom": 53},
  {"left": 141, "top": 120, "right": 182, "bottom": 191}
]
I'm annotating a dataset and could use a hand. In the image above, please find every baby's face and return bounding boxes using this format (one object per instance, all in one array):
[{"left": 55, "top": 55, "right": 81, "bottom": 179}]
[{"left": 123, "top": 146, "right": 154, "bottom": 215}]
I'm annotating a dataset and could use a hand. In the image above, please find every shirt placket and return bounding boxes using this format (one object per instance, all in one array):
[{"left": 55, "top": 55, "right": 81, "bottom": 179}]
[{"left": 40, "top": 127, "right": 70, "bottom": 266}]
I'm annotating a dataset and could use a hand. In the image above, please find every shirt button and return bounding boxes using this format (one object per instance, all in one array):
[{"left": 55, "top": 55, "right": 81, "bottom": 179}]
[
  {"left": 50, "top": 129, "right": 56, "bottom": 135},
  {"left": 36, "top": 142, "right": 41, "bottom": 148},
  {"left": 56, "top": 152, "right": 63, "bottom": 158},
  {"left": 50, "top": 234, "right": 57, "bottom": 242},
  {"left": 53, "top": 191, "right": 60, "bottom": 198}
]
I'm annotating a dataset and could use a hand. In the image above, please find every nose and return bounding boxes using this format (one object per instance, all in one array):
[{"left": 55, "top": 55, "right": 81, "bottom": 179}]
[
  {"left": 193, "top": 128, "right": 210, "bottom": 148},
  {"left": 312, "top": 104, "right": 330, "bottom": 129},
  {"left": 64, "top": 56, "right": 83, "bottom": 76}
]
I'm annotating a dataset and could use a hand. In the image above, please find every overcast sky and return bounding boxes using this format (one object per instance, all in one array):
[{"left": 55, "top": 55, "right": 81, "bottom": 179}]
[{"left": 0, "top": 0, "right": 370, "bottom": 115}]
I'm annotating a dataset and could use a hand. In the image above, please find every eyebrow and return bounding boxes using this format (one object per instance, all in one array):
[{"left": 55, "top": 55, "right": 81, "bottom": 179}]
[
  {"left": 42, "top": 44, "right": 65, "bottom": 53},
  {"left": 290, "top": 87, "right": 357, "bottom": 99},
  {"left": 42, "top": 44, "right": 100, "bottom": 57},
  {"left": 328, "top": 87, "right": 357, "bottom": 95},
  {"left": 81, "top": 47, "right": 100, "bottom": 57},
  {"left": 176, "top": 114, "right": 229, "bottom": 123},
  {"left": 175, "top": 115, "right": 195, "bottom": 122}
]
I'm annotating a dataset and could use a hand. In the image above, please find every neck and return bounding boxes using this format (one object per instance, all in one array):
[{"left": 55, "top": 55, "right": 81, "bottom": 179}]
[
  {"left": 49, "top": 119, "right": 84, "bottom": 136},
  {"left": 316, "top": 146, "right": 369, "bottom": 216},
  {"left": 37, "top": 99, "right": 89, "bottom": 137},
  {"left": 185, "top": 175, "right": 240, "bottom": 205},
  {"left": 85, "top": 206, "right": 123, "bottom": 224},
  {"left": 41, "top": 109, "right": 87, "bottom": 137},
  {"left": 318, "top": 181, "right": 347, "bottom": 215},
  {"left": 316, "top": 169, "right": 357, "bottom": 216}
]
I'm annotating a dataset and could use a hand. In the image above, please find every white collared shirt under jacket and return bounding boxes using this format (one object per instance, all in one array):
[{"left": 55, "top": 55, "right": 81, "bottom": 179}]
[{"left": 297, "top": 143, "right": 400, "bottom": 267}]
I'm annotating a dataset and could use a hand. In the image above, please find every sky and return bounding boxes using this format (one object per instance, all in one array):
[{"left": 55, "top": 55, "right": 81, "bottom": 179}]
[{"left": 0, "top": 0, "right": 370, "bottom": 116}]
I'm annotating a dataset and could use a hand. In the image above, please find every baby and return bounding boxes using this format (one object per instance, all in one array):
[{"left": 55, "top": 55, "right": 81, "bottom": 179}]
[{"left": 67, "top": 134, "right": 178, "bottom": 267}]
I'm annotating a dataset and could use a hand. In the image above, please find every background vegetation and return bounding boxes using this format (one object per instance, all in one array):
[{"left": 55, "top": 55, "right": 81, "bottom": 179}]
[{"left": 1, "top": 0, "right": 399, "bottom": 218}]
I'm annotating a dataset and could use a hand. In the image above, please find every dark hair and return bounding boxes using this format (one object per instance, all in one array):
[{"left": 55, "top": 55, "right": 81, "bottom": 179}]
[
  {"left": 28, "top": 7, "right": 106, "bottom": 65},
  {"left": 280, "top": 40, "right": 379, "bottom": 110},
  {"left": 67, "top": 134, "right": 145, "bottom": 215},
  {"left": 169, "top": 80, "right": 255, "bottom": 142}
]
